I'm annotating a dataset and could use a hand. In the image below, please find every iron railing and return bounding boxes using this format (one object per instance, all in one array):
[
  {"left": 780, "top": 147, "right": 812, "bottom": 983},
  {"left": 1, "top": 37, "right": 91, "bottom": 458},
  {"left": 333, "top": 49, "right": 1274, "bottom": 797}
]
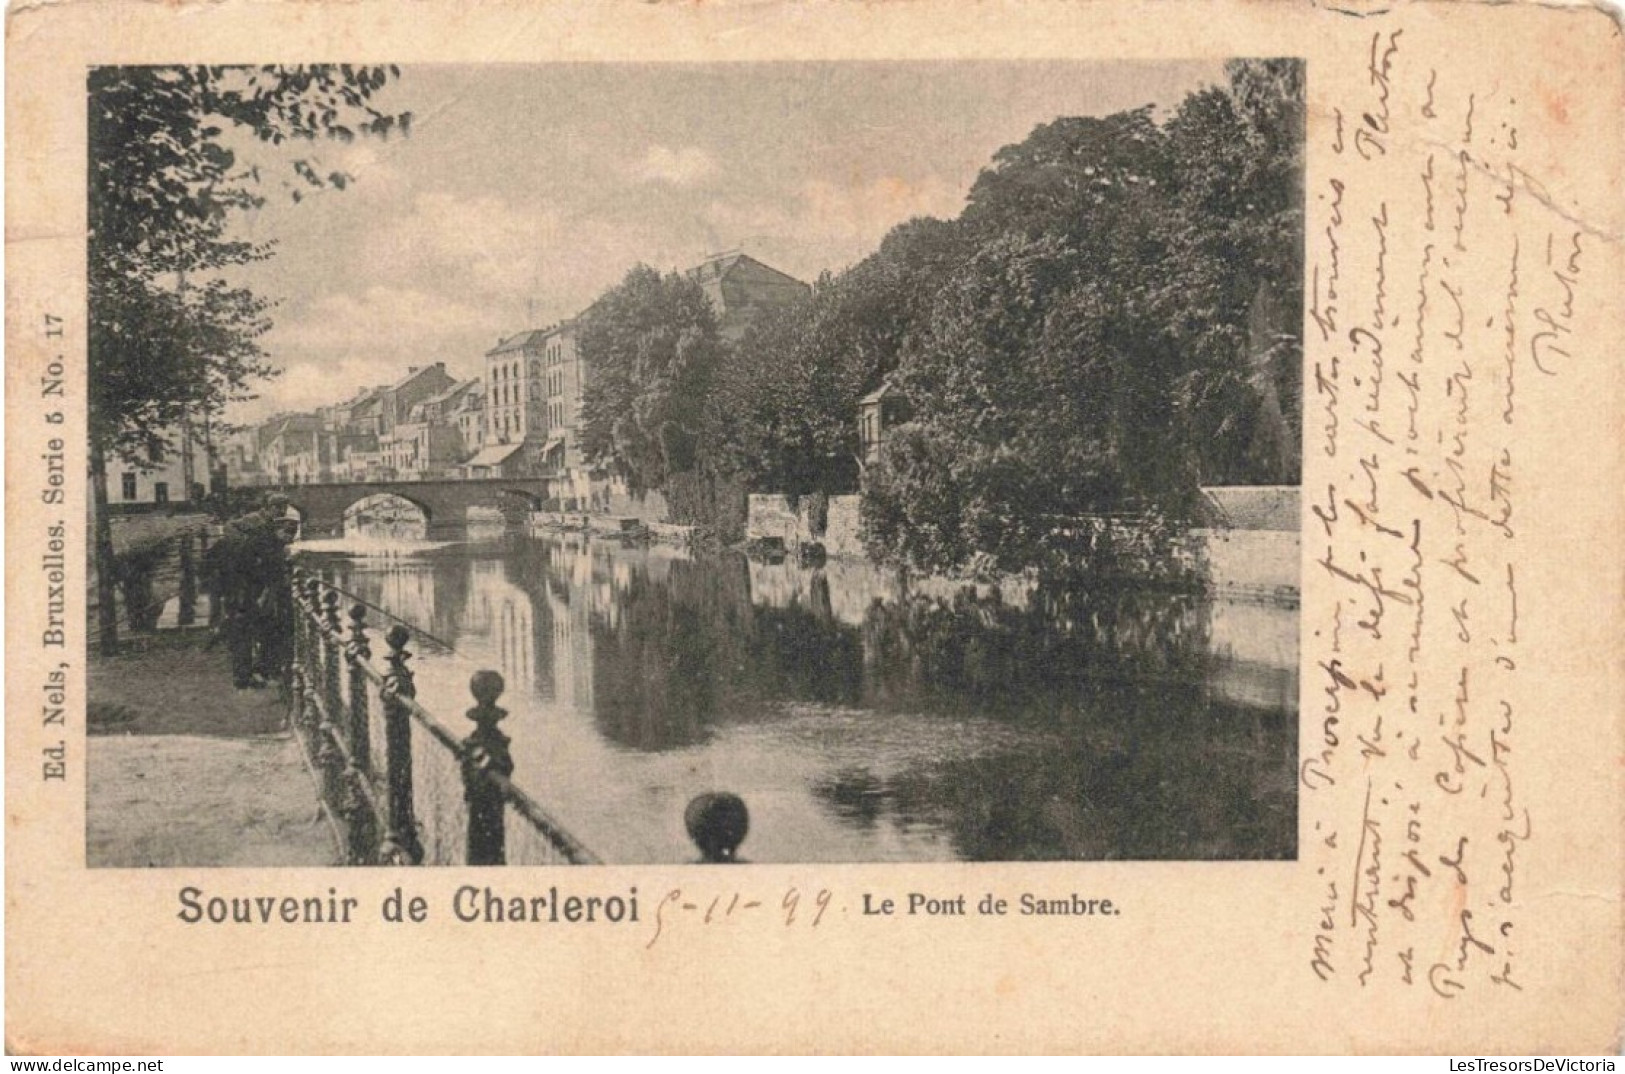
[{"left": 288, "top": 566, "right": 598, "bottom": 866}]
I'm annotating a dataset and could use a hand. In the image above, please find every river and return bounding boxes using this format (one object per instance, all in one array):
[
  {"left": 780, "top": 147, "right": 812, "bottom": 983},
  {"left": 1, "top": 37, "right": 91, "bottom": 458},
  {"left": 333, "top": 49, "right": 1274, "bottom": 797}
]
[{"left": 304, "top": 528, "right": 1298, "bottom": 864}]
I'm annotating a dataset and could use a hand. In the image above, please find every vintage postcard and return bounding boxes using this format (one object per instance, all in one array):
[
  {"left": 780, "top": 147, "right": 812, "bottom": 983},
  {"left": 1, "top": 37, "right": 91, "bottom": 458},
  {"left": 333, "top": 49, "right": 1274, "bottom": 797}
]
[{"left": 6, "top": 0, "right": 1622, "bottom": 1054}]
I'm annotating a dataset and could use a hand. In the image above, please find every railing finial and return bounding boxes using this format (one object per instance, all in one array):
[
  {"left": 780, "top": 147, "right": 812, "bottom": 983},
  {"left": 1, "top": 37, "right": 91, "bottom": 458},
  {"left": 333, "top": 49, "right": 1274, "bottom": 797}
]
[
  {"left": 322, "top": 588, "right": 343, "bottom": 634},
  {"left": 383, "top": 625, "right": 415, "bottom": 698},
  {"left": 685, "top": 792, "right": 750, "bottom": 863},
  {"left": 379, "top": 622, "right": 422, "bottom": 864},
  {"left": 469, "top": 669, "right": 505, "bottom": 717},
  {"left": 347, "top": 603, "right": 371, "bottom": 661},
  {"left": 463, "top": 669, "right": 512, "bottom": 866}
]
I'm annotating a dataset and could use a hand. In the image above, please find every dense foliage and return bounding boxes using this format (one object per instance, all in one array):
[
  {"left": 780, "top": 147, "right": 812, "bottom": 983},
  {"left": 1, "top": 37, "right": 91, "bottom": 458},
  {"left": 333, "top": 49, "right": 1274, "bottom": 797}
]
[
  {"left": 88, "top": 65, "right": 407, "bottom": 466},
  {"left": 580, "top": 61, "right": 1303, "bottom": 576},
  {"left": 711, "top": 217, "right": 967, "bottom": 497},
  {"left": 576, "top": 265, "right": 726, "bottom": 496}
]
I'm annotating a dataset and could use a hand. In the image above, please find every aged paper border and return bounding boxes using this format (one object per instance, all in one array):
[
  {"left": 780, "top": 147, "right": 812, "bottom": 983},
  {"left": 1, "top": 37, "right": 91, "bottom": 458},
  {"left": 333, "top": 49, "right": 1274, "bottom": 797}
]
[{"left": 6, "top": 0, "right": 1623, "bottom": 1054}]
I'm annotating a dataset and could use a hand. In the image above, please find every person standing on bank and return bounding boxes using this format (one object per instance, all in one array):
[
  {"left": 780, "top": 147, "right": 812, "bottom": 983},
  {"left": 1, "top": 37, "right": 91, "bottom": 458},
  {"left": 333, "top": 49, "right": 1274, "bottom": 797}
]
[
  {"left": 205, "top": 522, "right": 260, "bottom": 690},
  {"left": 206, "top": 497, "right": 297, "bottom": 690},
  {"left": 249, "top": 497, "right": 298, "bottom": 689}
]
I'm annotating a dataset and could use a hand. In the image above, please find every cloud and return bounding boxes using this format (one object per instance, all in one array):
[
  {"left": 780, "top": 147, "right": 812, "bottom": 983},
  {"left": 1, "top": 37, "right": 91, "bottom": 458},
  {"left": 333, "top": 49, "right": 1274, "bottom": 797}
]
[
  {"left": 799, "top": 174, "right": 966, "bottom": 245},
  {"left": 631, "top": 145, "right": 720, "bottom": 187},
  {"left": 332, "top": 189, "right": 566, "bottom": 315},
  {"left": 695, "top": 172, "right": 968, "bottom": 278},
  {"left": 258, "top": 283, "right": 490, "bottom": 406},
  {"left": 278, "top": 284, "right": 487, "bottom": 354}
]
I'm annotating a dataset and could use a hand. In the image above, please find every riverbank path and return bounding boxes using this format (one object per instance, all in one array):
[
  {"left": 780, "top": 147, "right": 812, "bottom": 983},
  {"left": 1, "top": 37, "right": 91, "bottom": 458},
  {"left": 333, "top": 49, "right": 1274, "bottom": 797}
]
[{"left": 88, "top": 629, "right": 340, "bottom": 868}]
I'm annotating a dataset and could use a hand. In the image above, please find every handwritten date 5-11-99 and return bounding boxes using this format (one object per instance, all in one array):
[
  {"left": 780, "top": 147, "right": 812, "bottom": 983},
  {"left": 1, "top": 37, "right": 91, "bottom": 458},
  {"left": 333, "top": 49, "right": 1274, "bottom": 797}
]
[{"left": 646, "top": 888, "right": 832, "bottom": 949}]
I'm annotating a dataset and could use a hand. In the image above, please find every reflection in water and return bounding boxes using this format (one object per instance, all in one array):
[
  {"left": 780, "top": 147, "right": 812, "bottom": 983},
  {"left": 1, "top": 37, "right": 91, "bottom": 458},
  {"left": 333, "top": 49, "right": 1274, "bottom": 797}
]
[{"left": 319, "top": 534, "right": 1297, "bottom": 864}]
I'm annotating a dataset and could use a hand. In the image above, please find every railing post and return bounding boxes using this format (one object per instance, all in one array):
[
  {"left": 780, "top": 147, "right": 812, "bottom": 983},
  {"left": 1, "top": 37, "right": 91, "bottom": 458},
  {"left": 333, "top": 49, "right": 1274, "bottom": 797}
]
[
  {"left": 314, "top": 588, "right": 345, "bottom": 812},
  {"left": 300, "top": 576, "right": 326, "bottom": 736},
  {"left": 290, "top": 568, "right": 317, "bottom": 728},
  {"left": 345, "top": 603, "right": 376, "bottom": 863},
  {"left": 288, "top": 566, "right": 306, "bottom": 726},
  {"left": 346, "top": 604, "right": 373, "bottom": 771},
  {"left": 177, "top": 533, "right": 197, "bottom": 627},
  {"left": 203, "top": 529, "right": 222, "bottom": 628},
  {"left": 462, "top": 670, "right": 512, "bottom": 866},
  {"left": 380, "top": 625, "right": 423, "bottom": 864},
  {"left": 323, "top": 590, "right": 344, "bottom": 729}
]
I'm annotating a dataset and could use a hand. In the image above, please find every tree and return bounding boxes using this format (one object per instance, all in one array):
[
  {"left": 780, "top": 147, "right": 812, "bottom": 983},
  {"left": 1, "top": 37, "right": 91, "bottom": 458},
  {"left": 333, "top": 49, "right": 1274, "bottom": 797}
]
[
  {"left": 577, "top": 265, "right": 725, "bottom": 496},
  {"left": 861, "top": 62, "right": 1304, "bottom": 578},
  {"left": 89, "top": 65, "right": 407, "bottom": 462},
  {"left": 88, "top": 65, "right": 408, "bottom": 651},
  {"left": 867, "top": 112, "right": 1195, "bottom": 578},
  {"left": 713, "top": 215, "right": 967, "bottom": 497},
  {"left": 1154, "top": 58, "right": 1304, "bottom": 485}
]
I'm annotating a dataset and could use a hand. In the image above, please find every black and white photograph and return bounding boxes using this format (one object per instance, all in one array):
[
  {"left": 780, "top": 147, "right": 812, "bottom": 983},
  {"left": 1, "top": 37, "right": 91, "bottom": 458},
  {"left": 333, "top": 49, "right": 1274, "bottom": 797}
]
[{"left": 85, "top": 59, "right": 1304, "bottom": 868}]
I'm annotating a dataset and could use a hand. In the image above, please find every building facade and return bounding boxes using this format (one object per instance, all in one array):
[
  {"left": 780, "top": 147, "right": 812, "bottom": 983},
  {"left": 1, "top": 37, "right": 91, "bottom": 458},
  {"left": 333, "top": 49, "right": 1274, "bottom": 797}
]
[
  {"left": 484, "top": 332, "right": 547, "bottom": 446},
  {"left": 376, "top": 363, "right": 458, "bottom": 437},
  {"left": 538, "top": 320, "right": 582, "bottom": 483},
  {"left": 105, "top": 422, "right": 223, "bottom": 508},
  {"left": 452, "top": 378, "right": 487, "bottom": 459},
  {"left": 685, "top": 252, "right": 812, "bottom": 341},
  {"left": 258, "top": 414, "right": 323, "bottom": 485}
]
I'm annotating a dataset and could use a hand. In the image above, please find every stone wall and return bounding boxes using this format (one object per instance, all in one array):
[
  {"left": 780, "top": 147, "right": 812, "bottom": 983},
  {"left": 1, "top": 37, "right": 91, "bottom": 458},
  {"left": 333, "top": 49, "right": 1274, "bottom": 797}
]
[
  {"left": 1191, "top": 529, "right": 1300, "bottom": 603},
  {"left": 1191, "top": 485, "right": 1299, "bottom": 602},
  {"left": 746, "top": 494, "right": 865, "bottom": 558},
  {"left": 604, "top": 488, "right": 669, "bottom": 522},
  {"left": 746, "top": 487, "right": 1301, "bottom": 600}
]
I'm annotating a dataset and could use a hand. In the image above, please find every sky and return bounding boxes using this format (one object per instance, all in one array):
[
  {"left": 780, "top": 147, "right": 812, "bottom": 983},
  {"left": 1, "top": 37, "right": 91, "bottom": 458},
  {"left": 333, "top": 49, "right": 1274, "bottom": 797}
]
[{"left": 220, "top": 60, "right": 1225, "bottom": 423}]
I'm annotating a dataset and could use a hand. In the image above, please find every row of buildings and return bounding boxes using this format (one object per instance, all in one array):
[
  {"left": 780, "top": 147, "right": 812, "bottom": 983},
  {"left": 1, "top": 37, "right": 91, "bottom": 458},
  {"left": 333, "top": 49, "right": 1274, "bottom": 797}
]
[{"left": 217, "top": 253, "right": 812, "bottom": 504}]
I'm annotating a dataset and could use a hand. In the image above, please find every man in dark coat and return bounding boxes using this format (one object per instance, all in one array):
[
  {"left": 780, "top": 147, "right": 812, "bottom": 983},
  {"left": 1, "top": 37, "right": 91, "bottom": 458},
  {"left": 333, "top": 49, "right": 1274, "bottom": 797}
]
[{"left": 207, "top": 498, "right": 297, "bottom": 689}]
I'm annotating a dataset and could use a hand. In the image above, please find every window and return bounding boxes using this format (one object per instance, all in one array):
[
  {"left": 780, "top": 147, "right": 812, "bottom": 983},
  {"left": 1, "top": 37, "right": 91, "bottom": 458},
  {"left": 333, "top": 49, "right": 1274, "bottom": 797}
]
[
  {"left": 121, "top": 472, "right": 137, "bottom": 500},
  {"left": 154, "top": 481, "right": 169, "bottom": 504}
]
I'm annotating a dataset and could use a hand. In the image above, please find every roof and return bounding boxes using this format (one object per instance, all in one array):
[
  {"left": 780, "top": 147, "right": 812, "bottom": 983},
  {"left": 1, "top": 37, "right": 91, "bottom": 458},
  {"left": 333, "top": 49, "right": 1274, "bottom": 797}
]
[
  {"left": 685, "top": 252, "right": 803, "bottom": 288},
  {"left": 684, "top": 253, "right": 811, "bottom": 340},
  {"left": 487, "top": 330, "right": 548, "bottom": 357},
  {"left": 1198, "top": 486, "right": 1300, "bottom": 532},
  {"left": 390, "top": 362, "right": 451, "bottom": 391},
  {"left": 419, "top": 379, "right": 469, "bottom": 409},
  {"left": 258, "top": 412, "right": 321, "bottom": 447},
  {"left": 447, "top": 378, "right": 484, "bottom": 408},
  {"left": 463, "top": 442, "right": 524, "bottom": 468},
  {"left": 858, "top": 382, "right": 902, "bottom": 406}
]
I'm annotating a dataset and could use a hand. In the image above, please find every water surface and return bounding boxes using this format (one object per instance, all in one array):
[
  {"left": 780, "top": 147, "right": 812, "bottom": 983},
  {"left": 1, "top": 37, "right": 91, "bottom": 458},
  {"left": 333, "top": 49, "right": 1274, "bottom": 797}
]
[{"left": 312, "top": 532, "right": 1297, "bottom": 863}]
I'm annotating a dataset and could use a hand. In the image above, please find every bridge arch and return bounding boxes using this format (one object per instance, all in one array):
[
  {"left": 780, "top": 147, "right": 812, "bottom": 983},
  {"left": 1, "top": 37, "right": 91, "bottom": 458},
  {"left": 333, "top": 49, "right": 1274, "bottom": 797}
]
[
  {"left": 343, "top": 491, "right": 432, "bottom": 540},
  {"left": 269, "top": 477, "right": 555, "bottom": 538}
]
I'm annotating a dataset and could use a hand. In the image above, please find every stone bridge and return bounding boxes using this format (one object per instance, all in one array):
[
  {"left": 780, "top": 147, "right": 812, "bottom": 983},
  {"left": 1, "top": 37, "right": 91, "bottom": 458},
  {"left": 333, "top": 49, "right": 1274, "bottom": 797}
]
[{"left": 268, "top": 478, "right": 552, "bottom": 537}]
